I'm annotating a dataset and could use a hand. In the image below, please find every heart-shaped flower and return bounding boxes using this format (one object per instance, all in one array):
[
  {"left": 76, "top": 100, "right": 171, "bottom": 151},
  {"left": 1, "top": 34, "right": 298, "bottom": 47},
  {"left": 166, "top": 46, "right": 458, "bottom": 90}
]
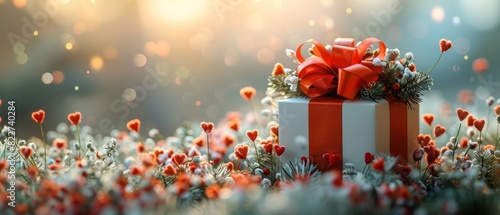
[
  {"left": 263, "top": 143, "right": 273, "bottom": 154},
  {"left": 371, "top": 157, "right": 385, "bottom": 172},
  {"left": 456, "top": 108, "right": 469, "bottom": 121},
  {"left": 473, "top": 119, "right": 485, "bottom": 132},
  {"left": 171, "top": 153, "right": 187, "bottom": 166},
  {"left": 246, "top": 129, "right": 259, "bottom": 142},
  {"left": 53, "top": 138, "right": 67, "bottom": 149},
  {"left": 439, "top": 39, "right": 453, "bottom": 52},
  {"left": 200, "top": 121, "right": 214, "bottom": 134},
  {"left": 162, "top": 164, "right": 177, "bottom": 176},
  {"left": 31, "top": 110, "right": 45, "bottom": 124},
  {"left": 234, "top": 144, "right": 249, "bottom": 160},
  {"left": 67, "top": 112, "right": 82, "bottom": 126},
  {"left": 322, "top": 152, "right": 341, "bottom": 166},
  {"left": 466, "top": 115, "right": 476, "bottom": 127},
  {"left": 127, "top": 119, "right": 141, "bottom": 133},
  {"left": 227, "top": 119, "right": 239, "bottom": 132},
  {"left": 274, "top": 145, "right": 285, "bottom": 156},
  {"left": 434, "top": 125, "right": 446, "bottom": 138},
  {"left": 239, "top": 86, "right": 256, "bottom": 101},
  {"left": 422, "top": 114, "right": 434, "bottom": 126},
  {"left": 272, "top": 63, "right": 285, "bottom": 76},
  {"left": 270, "top": 125, "right": 279, "bottom": 138},
  {"left": 417, "top": 134, "right": 432, "bottom": 147},
  {"left": 494, "top": 105, "right": 500, "bottom": 116},
  {"left": 20, "top": 146, "right": 34, "bottom": 159},
  {"left": 364, "top": 152, "right": 375, "bottom": 164}
]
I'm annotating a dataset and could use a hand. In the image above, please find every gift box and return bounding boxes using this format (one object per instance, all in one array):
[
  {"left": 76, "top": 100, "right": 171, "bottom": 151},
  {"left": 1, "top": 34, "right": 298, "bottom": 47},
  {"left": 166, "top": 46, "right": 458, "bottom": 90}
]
[{"left": 278, "top": 97, "right": 419, "bottom": 171}]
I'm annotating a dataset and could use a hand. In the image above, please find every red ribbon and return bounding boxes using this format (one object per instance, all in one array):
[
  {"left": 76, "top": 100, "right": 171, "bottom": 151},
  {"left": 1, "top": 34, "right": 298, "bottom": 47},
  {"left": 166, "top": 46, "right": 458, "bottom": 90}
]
[{"left": 296, "top": 37, "right": 387, "bottom": 99}]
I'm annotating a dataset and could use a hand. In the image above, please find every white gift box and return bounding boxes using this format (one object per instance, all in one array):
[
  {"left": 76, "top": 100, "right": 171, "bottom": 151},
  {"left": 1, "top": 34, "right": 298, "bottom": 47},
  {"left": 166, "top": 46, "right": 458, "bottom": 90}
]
[{"left": 278, "top": 97, "right": 419, "bottom": 171}]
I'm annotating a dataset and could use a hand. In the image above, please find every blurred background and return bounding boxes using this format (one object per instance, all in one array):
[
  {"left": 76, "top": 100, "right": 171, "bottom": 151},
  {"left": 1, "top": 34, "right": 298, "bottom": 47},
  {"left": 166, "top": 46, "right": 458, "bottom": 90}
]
[{"left": 0, "top": 0, "right": 499, "bottom": 137}]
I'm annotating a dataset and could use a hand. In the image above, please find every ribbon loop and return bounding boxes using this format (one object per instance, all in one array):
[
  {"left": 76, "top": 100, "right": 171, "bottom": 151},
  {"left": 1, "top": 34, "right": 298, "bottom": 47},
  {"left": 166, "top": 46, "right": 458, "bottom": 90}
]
[{"left": 295, "top": 37, "right": 387, "bottom": 99}]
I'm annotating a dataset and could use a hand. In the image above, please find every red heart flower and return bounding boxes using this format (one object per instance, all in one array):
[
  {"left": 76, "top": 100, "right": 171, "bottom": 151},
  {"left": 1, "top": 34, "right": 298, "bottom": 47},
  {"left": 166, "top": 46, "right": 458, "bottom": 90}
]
[
  {"left": 364, "top": 152, "right": 375, "bottom": 164},
  {"left": 473, "top": 119, "right": 485, "bottom": 132},
  {"left": 200, "top": 121, "right": 214, "bottom": 134},
  {"left": 466, "top": 115, "right": 476, "bottom": 127},
  {"left": 227, "top": 119, "right": 239, "bottom": 132},
  {"left": 239, "top": 86, "right": 256, "bottom": 101},
  {"left": 456, "top": 108, "right": 469, "bottom": 121},
  {"left": 322, "top": 152, "right": 341, "bottom": 166},
  {"left": 246, "top": 129, "right": 259, "bottom": 142},
  {"left": 417, "top": 134, "right": 432, "bottom": 147},
  {"left": 263, "top": 143, "right": 273, "bottom": 154},
  {"left": 422, "top": 114, "right": 434, "bottom": 126},
  {"left": 67, "top": 112, "right": 82, "bottom": 126},
  {"left": 300, "top": 156, "right": 308, "bottom": 163},
  {"left": 270, "top": 125, "right": 279, "bottom": 137},
  {"left": 53, "top": 138, "right": 67, "bottom": 149},
  {"left": 494, "top": 105, "right": 500, "bottom": 116},
  {"left": 162, "top": 164, "right": 177, "bottom": 176},
  {"left": 31, "top": 110, "right": 45, "bottom": 124},
  {"left": 234, "top": 144, "right": 249, "bottom": 160},
  {"left": 371, "top": 157, "right": 385, "bottom": 172},
  {"left": 433, "top": 125, "right": 446, "bottom": 138},
  {"left": 127, "top": 119, "right": 141, "bottom": 133},
  {"left": 439, "top": 39, "right": 452, "bottom": 52},
  {"left": 274, "top": 145, "right": 285, "bottom": 156},
  {"left": 171, "top": 153, "right": 187, "bottom": 166},
  {"left": 20, "top": 146, "right": 34, "bottom": 159}
]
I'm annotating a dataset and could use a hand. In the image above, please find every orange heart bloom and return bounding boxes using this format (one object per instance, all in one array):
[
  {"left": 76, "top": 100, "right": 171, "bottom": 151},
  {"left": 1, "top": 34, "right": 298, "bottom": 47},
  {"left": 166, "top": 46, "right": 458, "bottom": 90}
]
[{"left": 240, "top": 86, "right": 256, "bottom": 101}]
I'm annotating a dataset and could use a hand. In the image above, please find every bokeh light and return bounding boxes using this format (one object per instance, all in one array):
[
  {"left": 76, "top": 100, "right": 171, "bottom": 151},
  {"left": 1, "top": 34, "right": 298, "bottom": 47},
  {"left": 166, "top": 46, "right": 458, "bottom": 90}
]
[
  {"left": 460, "top": 0, "right": 500, "bottom": 30},
  {"left": 472, "top": 58, "right": 489, "bottom": 74},
  {"left": 256, "top": 48, "right": 275, "bottom": 64},
  {"left": 123, "top": 88, "right": 137, "bottom": 101},
  {"left": 133, "top": 54, "right": 147, "bottom": 67},
  {"left": 12, "top": 0, "right": 27, "bottom": 8},
  {"left": 41, "top": 73, "right": 54, "bottom": 84},
  {"left": 452, "top": 37, "right": 470, "bottom": 55},
  {"left": 431, "top": 6, "right": 445, "bottom": 23},
  {"left": 52, "top": 71, "right": 65, "bottom": 84},
  {"left": 90, "top": 55, "right": 104, "bottom": 71}
]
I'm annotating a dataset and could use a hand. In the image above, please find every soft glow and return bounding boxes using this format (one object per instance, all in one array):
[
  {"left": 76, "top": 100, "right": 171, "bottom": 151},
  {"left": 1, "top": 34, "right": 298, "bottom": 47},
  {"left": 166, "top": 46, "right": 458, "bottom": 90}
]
[
  {"left": 431, "top": 6, "right": 445, "bottom": 23},
  {"left": 123, "top": 88, "right": 137, "bottom": 101},
  {"left": 346, "top": 8, "right": 352, "bottom": 14},
  {"left": 33, "top": 31, "right": 38, "bottom": 36},
  {"left": 75, "top": 86, "right": 79, "bottom": 91},
  {"left": 308, "top": 20, "right": 315, "bottom": 26},
  {"left": 16, "top": 53, "right": 28, "bottom": 65},
  {"left": 464, "top": 55, "right": 469, "bottom": 60},
  {"left": 13, "top": 0, "right": 27, "bottom": 8},
  {"left": 66, "top": 43, "right": 73, "bottom": 50},
  {"left": 42, "top": 73, "right": 54, "bottom": 84},
  {"left": 133, "top": 54, "right": 147, "bottom": 67},
  {"left": 90, "top": 55, "right": 104, "bottom": 71},
  {"left": 142, "top": 0, "right": 208, "bottom": 23},
  {"left": 52, "top": 71, "right": 64, "bottom": 84}
]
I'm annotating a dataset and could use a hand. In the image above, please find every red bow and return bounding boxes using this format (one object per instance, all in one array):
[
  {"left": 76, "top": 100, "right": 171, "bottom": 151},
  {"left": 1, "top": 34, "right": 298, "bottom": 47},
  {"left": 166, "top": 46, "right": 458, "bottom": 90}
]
[{"left": 296, "top": 37, "right": 387, "bottom": 99}]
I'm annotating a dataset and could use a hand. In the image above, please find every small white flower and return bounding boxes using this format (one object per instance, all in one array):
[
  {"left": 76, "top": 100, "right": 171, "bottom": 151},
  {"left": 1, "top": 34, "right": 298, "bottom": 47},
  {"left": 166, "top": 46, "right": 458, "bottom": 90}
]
[
  {"left": 284, "top": 68, "right": 293, "bottom": 75},
  {"left": 486, "top": 96, "right": 495, "bottom": 106},
  {"left": 284, "top": 76, "right": 299, "bottom": 92},
  {"left": 467, "top": 127, "right": 476, "bottom": 137},
  {"left": 405, "top": 52, "right": 413, "bottom": 61},
  {"left": 446, "top": 142, "right": 454, "bottom": 150},
  {"left": 148, "top": 128, "right": 159, "bottom": 138},
  {"left": 261, "top": 96, "right": 273, "bottom": 106},
  {"left": 403, "top": 68, "right": 415, "bottom": 78},
  {"left": 261, "top": 109, "right": 271, "bottom": 117},
  {"left": 285, "top": 49, "right": 296, "bottom": 58},
  {"left": 372, "top": 58, "right": 386, "bottom": 67}
]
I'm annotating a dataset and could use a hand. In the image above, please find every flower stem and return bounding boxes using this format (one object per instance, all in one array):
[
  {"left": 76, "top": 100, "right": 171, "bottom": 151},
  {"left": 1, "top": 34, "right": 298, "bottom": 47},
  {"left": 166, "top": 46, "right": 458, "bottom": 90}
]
[
  {"left": 206, "top": 133, "right": 211, "bottom": 162},
  {"left": 76, "top": 125, "right": 82, "bottom": 160},
  {"left": 452, "top": 123, "right": 462, "bottom": 159},
  {"left": 40, "top": 123, "right": 47, "bottom": 171},
  {"left": 425, "top": 52, "right": 443, "bottom": 76}
]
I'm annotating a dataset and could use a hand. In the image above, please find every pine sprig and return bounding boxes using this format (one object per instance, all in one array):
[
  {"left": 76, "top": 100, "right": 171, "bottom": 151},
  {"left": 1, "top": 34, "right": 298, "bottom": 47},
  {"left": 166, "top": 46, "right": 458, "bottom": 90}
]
[
  {"left": 395, "top": 73, "right": 433, "bottom": 109},
  {"left": 267, "top": 75, "right": 306, "bottom": 99}
]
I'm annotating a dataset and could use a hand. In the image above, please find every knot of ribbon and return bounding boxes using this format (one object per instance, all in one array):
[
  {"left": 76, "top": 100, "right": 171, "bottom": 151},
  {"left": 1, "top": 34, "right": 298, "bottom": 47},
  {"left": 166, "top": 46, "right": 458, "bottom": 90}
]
[{"left": 296, "top": 37, "right": 387, "bottom": 99}]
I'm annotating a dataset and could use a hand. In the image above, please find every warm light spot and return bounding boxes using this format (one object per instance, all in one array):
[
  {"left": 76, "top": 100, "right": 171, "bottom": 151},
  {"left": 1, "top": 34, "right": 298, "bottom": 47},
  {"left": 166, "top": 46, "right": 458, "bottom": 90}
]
[
  {"left": 308, "top": 20, "right": 315, "bottom": 26},
  {"left": 41, "top": 73, "right": 54, "bottom": 84},
  {"left": 86, "top": 70, "right": 90, "bottom": 74},
  {"left": 431, "top": 6, "right": 445, "bottom": 23},
  {"left": 16, "top": 53, "right": 28, "bottom": 65},
  {"left": 52, "top": 71, "right": 64, "bottom": 84},
  {"left": 103, "top": 47, "right": 118, "bottom": 60},
  {"left": 90, "top": 55, "right": 104, "bottom": 71},
  {"left": 144, "top": 0, "right": 208, "bottom": 23},
  {"left": 156, "top": 41, "right": 170, "bottom": 57},
  {"left": 133, "top": 54, "right": 147, "bottom": 67},
  {"left": 75, "top": 86, "right": 79, "bottom": 91},
  {"left": 346, "top": 8, "right": 352, "bottom": 14},
  {"left": 473, "top": 58, "right": 489, "bottom": 74},
  {"left": 256, "top": 48, "right": 275, "bottom": 64},
  {"left": 65, "top": 43, "right": 73, "bottom": 50},
  {"left": 123, "top": 88, "right": 137, "bottom": 101},
  {"left": 144, "top": 41, "right": 157, "bottom": 55},
  {"left": 33, "top": 31, "right": 38, "bottom": 36},
  {"left": 464, "top": 55, "right": 469, "bottom": 60},
  {"left": 73, "top": 22, "right": 87, "bottom": 35},
  {"left": 195, "top": 100, "right": 201, "bottom": 106},
  {"left": 324, "top": 18, "right": 334, "bottom": 29},
  {"left": 175, "top": 77, "right": 182, "bottom": 85},
  {"left": 13, "top": 0, "right": 27, "bottom": 8},
  {"left": 91, "top": 0, "right": 96, "bottom": 3}
]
